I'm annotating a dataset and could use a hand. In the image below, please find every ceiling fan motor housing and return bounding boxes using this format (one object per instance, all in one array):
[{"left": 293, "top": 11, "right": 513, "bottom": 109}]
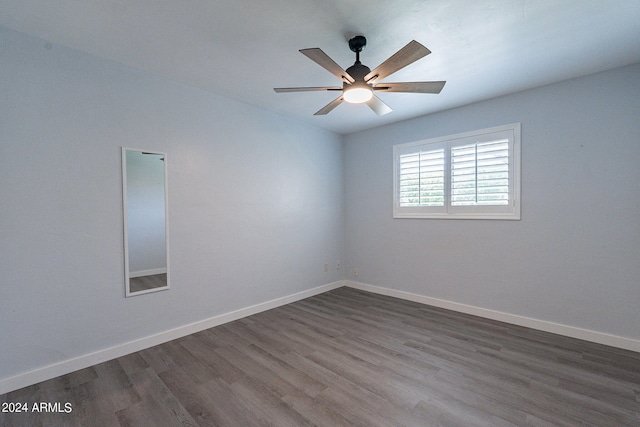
[{"left": 345, "top": 62, "right": 371, "bottom": 86}]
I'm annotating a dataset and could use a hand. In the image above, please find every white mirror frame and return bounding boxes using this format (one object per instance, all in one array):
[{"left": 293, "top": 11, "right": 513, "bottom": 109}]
[{"left": 122, "top": 147, "right": 170, "bottom": 297}]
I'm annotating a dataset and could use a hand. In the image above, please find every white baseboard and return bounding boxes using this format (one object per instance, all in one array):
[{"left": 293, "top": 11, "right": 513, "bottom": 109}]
[
  {"left": 0, "top": 281, "right": 344, "bottom": 395},
  {"left": 345, "top": 280, "right": 640, "bottom": 353}
]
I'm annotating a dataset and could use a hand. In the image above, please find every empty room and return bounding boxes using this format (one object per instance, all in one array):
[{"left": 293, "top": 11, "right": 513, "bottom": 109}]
[{"left": 1, "top": 1, "right": 639, "bottom": 426}]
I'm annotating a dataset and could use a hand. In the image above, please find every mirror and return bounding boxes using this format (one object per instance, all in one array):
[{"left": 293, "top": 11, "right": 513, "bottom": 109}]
[{"left": 122, "top": 148, "right": 169, "bottom": 296}]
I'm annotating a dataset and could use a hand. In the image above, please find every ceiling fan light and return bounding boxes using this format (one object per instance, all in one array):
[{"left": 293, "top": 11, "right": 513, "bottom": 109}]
[{"left": 343, "top": 86, "right": 373, "bottom": 104}]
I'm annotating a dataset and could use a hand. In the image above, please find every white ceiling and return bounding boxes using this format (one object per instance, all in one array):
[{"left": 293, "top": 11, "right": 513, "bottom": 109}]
[{"left": 2, "top": 0, "right": 640, "bottom": 134}]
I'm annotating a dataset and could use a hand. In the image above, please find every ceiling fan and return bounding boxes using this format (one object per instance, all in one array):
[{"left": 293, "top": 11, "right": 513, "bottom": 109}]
[{"left": 274, "top": 36, "right": 446, "bottom": 116}]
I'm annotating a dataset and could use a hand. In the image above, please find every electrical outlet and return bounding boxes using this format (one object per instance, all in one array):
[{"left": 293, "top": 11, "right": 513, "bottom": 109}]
[
  {"left": 353, "top": 267, "right": 358, "bottom": 277},
  {"left": 336, "top": 262, "right": 341, "bottom": 270},
  {"left": 324, "top": 263, "right": 328, "bottom": 272}
]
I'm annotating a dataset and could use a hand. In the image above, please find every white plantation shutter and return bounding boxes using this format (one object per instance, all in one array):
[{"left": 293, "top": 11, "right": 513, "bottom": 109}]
[
  {"left": 394, "top": 123, "right": 520, "bottom": 219},
  {"left": 398, "top": 149, "right": 444, "bottom": 207},
  {"left": 451, "top": 139, "right": 509, "bottom": 206}
]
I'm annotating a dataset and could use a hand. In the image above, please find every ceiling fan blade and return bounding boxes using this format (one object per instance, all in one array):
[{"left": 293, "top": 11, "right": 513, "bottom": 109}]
[
  {"left": 314, "top": 95, "right": 344, "bottom": 115},
  {"left": 373, "top": 81, "right": 446, "bottom": 94},
  {"left": 366, "top": 95, "right": 393, "bottom": 116},
  {"left": 274, "top": 86, "right": 342, "bottom": 93},
  {"left": 300, "top": 48, "right": 355, "bottom": 83},
  {"left": 365, "top": 40, "right": 431, "bottom": 84}
]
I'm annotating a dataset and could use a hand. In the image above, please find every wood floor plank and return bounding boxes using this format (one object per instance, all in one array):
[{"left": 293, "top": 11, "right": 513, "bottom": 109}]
[
  {"left": 241, "top": 343, "right": 327, "bottom": 398},
  {"left": 228, "top": 375, "right": 313, "bottom": 427},
  {"left": 119, "top": 367, "right": 198, "bottom": 427},
  {"left": 159, "top": 368, "right": 252, "bottom": 425},
  {"left": 2, "top": 287, "right": 639, "bottom": 426},
  {"left": 69, "top": 378, "right": 122, "bottom": 427},
  {"left": 280, "top": 390, "right": 355, "bottom": 427}
]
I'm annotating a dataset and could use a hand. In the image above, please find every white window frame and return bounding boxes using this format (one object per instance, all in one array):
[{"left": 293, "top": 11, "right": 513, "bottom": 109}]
[{"left": 393, "top": 123, "right": 521, "bottom": 220}]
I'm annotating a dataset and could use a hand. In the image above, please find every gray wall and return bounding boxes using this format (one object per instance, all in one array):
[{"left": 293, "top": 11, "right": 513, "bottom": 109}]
[
  {"left": 0, "top": 27, "right": 344, "bottom": 381},
  {"left": 344, "top": 63, "right": 640, "bottom": 341}
]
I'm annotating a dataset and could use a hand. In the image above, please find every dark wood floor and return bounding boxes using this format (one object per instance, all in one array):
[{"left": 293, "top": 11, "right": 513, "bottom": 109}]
[{"left": 2, "top": 287, "right": 639, "bottom": 426}]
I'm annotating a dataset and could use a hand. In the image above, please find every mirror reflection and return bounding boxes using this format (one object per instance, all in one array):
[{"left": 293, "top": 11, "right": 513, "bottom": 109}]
[{"left": 122, "top": 148, "right": 169, "bottom": 296}]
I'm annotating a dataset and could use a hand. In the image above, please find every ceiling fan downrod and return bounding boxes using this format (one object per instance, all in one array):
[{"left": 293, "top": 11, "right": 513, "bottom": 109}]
[{"left": 348, "top": 35, "right": 367, "bottom": 64}]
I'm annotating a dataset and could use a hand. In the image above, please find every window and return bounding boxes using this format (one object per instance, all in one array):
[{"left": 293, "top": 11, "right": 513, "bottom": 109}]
[{"left": 393, "top": 123, "right": 521, "bottom": 219}]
